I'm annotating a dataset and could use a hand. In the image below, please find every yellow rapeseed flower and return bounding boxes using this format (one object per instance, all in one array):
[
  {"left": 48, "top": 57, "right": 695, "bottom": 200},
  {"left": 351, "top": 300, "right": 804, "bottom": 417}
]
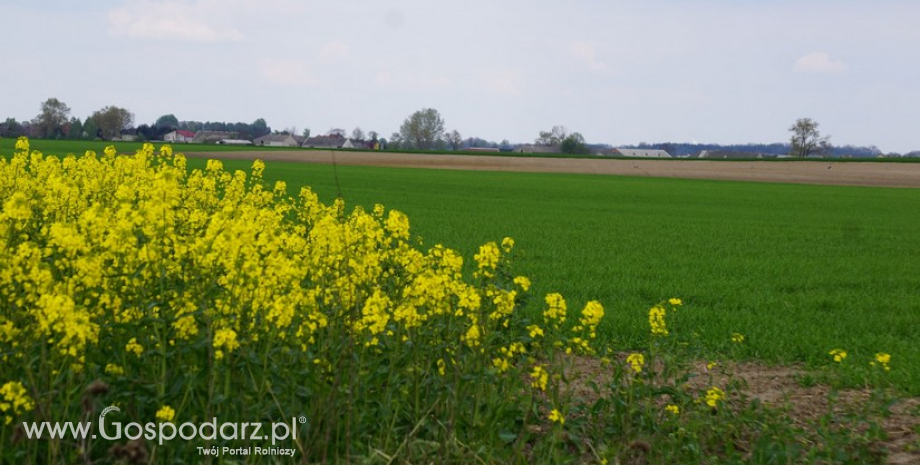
[
  {"left": 156, "top": 405, "right": 175, "bottom": 422},
  {"left": 530, "top": 365, "right": 548, "bottom": 391},
  {"left": 829, "top": 349, "right": 847, "bottom": 363},
  {"left": 548, "top": 408, "right": 565, "bottom": 425},
  {"left": 668, "top": 298, "right": 682, "bottom": 306},
  {"left": 626, "top": 353, "right": 645, "bottom": 373},
  {"left": 872, "top": 352, "right": 891, "bottom": 371},
  {"left": 665, "top": 404, "right": 680, "bottom": 415},
  {"left": 649, "top": 305, "right": 668, "bottom": 336},
  {"left": 705, "top": 387, "right": 726, "bottom": 408},
  {"left": 731, "top": 333, "right": 745, "bottom": 344},
  {"left": 125, "top": 338, "right": 144, "bottom": 357}
]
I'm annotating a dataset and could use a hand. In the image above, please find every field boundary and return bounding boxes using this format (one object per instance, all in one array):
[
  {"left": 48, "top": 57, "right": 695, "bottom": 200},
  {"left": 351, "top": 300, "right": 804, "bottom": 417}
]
[{"left": 184, "top": 149, "right": 920, "bottom": 188}]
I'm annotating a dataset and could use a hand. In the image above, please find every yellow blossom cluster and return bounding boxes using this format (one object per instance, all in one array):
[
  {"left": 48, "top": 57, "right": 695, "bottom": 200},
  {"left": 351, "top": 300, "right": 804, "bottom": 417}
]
[
  {"left": 704, "top": 387, "right": 726, "bottom": 408},
  {"left": 0, "top": 139, "right": 611, "bottom": 442},
  {"left": 0, "top": 381, "right": 35, "bottom": 425}
]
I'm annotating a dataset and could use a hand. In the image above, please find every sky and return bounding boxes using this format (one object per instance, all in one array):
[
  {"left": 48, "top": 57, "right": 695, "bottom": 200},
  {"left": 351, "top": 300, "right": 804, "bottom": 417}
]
[{"left": 2, "top": 0, "right": 919, "bottom": 152}]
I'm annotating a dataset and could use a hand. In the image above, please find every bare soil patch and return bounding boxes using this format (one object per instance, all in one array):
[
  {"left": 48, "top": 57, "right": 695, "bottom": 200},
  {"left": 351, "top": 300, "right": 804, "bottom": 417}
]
[
  {"left": 563, "top": 356, "right": 920, "bottom": 464},
  {"left": 185, "top": 150, "right": 920, "bottom": 188}
]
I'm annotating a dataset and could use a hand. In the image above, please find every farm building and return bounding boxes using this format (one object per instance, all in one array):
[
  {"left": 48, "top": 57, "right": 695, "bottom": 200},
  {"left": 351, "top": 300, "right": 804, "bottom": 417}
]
[
  {"left": 216, "top": 139, "right": 253, "bottom": 145},
  {"left": 194, "top": 131, "right": 237, "bottom": 144},
  {"left": 303, "top": 135, "right": 348, "bottom": 149},
  {"left": 518, "top": 144, "right": 561, "bottom": 154},
  {"left": 613, "top": 148, "right": 672, "bottom": 158},
  {"left": 163, "top": 130, "right": 196, "bottom": 143},
  {"left": 254, "top": 133, "right": 305, "bottom": 147}
]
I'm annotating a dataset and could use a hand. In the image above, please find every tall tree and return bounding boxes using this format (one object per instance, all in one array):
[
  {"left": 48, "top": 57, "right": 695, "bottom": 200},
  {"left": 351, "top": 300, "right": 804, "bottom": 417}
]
[
  {"left": 34, "top": 97, "right": 71, "bottom": 138},
  {"left": 789, "top": 118, "right": 830, "bottom": 158},
  {"left": 83, "top": 117, "right": 98, "bottom": 140},
  {"left": 251, "top": 118, "right": 270, "bottom": 138},
  {"left": 351, "top": 127, "right": 365, "bottom": 141},
  {"left": 446, "top": 129, "right": 463, "bottom": 150},
  {"left": 302, "top": 128, "right": 311, "bottom": 139},
  {"left": 535, "top": 125, "right": 567, "bottom": 146},
  {"left": 0, "top": 118, "right": 24, "bottom": 138},
  {"left": 91, "top": 106, "right": 134, "bottom": 140},
  {"left": 68, "top": 117, "right": 83, "bottom": 140},
  {"left": 560, "top": 132, "right": 590, "bottom": 155},
  {"left": 155, "top": 114, "right": 179, "bottom": 129},
  {"left": 399, "top": 108, "right": 445, "bottom": 150}
]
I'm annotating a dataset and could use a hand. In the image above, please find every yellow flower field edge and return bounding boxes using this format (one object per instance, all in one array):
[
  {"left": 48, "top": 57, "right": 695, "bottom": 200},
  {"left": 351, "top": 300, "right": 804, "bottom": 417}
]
[{"left": 0, "top": 138, "right": 900, "bottom": 464}]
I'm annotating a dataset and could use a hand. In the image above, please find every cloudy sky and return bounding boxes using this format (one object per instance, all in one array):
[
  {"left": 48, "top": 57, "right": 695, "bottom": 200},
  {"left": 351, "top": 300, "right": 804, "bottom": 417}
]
[{"left": 2, "top": 0, "right": 919, "bottom": 152}]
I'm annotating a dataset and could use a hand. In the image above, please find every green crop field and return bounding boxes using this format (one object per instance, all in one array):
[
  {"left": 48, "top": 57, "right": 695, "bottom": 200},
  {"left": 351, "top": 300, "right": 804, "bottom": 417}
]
[
  {"left": 177, "top": 156, "right": 920, "bottom": 391},
  {"left": 4, "top": 138, "right": 919, "bottom": 390}
]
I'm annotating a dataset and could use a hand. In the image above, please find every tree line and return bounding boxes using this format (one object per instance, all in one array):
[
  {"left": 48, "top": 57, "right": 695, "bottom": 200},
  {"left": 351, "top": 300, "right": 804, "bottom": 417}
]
[{"left": 3, "top": 98, "right": 913, "bottom": 157}]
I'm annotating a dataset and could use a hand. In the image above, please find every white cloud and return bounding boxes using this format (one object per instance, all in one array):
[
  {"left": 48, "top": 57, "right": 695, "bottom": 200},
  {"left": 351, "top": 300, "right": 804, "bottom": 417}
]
[
  {"left": 794, "top": 52, "right": 848, "bottom": 73},
  {"left": 570, "top": 41, "right": 607, "bottom": 71},
  {"left": 108, "top": 0, "right": 244, "bottom": 43},
  {"left": 259, "top": 59, "right": 319, "bottom": 87}
]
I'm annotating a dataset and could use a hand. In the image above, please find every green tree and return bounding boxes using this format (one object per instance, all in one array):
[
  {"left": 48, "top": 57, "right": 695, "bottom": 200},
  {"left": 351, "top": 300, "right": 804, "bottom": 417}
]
[
  {"left": 68, "top": 117, "right": 83, "bottom": 140},
  {"left": 560, "top": 132, "right": 590, "bottom": 155},
  {"left": 155, "top": 114, "right": 179, "bottom": 129},
  {"left": 34, "top": 97, "right": 71, "bottom": 139},
  {"left": 251, "top": 118, "right": 270, "bottom": 138},
  {"left": 789, "top": 118, "right": 830, "bottom": 158},
  {"left": 92, "top": 106, "right": 134, "bottom": 140},
  {"left": 83, "top": 117, "right": 98, "bottom": 140},
  {"left": 399, "top": 108, "right": 445, "bottom": 150}
]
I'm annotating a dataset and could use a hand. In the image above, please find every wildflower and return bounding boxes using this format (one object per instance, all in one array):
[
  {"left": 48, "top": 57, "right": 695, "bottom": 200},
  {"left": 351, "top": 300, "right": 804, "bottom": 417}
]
[
  {"left": 649, "top": 305, "right": 668, "bottom": 336},
  {"left": 437, "top": 359, "right": 446, "bottom": 376},
  {"left": 669, "top": 298, "right": 682, "bottom": 306},
  {"left": 829, "top": 349, "right": 847, "bottom": 363},
  {"left": 156, "top": 405, "right": 175, "bottom": 422},
  {"left": 0, "top": 381, "right": 35, "bottom": 425},
  {"left": 579, "top": 300, "right": 604, "bottom": 338},
  {"left": 872, "top": 352, "right": 891, "bottom": 371},
  {"left": 543, "top": 293, "right": 567, "bottom": 328},
  {"left": 473, "top": 241, "right": 500, "bottom": 277},
  {"left": 501, "top": 236, "right": 515, "bottom": 253},
  {"left": 213, "top": 328, "right": 240, "bottom": 361},
  {"left": 665, "top": 404, "right": 680, "bottom": 415},
  {"left": 548, "top": 408, "right": 565, "bottom": 425},
  {"left": 125, "top": 338, "right": 144, "bottom": 357},
  {"left": 526, "top": 324, "right": 544, "bottom": 339},
  {"left": 731, "top": 333, "right": 745, "bottom": 344},
  {"left": 513, "top": 276, "right": 531, "bottom": 291},
  {"left": 105, "top": 364, "right": 125, "bottom": 376},
  {"left": 530, "top": 365, "right": 549, "bottom": 391},
  {"left": 706, "top": 361, "right": 718, "bottom": 370},
  {"left": 705, "top": 387, "right": 726, "bottom": 408},
  {"left": 626, "top": 353, "right": 645, "bottom": 373}
]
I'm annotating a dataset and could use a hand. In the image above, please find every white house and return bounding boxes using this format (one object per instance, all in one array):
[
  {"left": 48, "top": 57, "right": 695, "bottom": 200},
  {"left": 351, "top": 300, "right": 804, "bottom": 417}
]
[
  {"left": 164, "top": 130, "right": 196, "bottom": 143},
  {"left": 253, "top": 133, "right": 303, "bottom": 147}
]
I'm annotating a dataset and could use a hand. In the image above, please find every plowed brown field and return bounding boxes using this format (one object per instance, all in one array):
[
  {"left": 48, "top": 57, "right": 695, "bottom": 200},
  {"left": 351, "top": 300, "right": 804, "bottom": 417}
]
[{"left": 185, "top": 150, "right": 920, "bottom": 188}]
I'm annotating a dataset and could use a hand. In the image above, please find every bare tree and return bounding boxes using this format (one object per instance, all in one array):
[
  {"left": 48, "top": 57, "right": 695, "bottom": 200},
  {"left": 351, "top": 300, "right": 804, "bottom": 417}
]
[
  {"left": 789, "top": 118, "right": 831, "bottom": 158},
  {"left": 535, "top": 125, "right": 568, "bottom": 146},
  {"left": 328, "top": 128, "right": 346, "bottom": 137},
  {"left": 446, "top": 130, "right": 463, "bottom": 150},
  {"left": 351, "top": 127, "right": 366, "bottom": 141},
  {"left": 398, "top": 108, "right": 445, "bottom": 150}
]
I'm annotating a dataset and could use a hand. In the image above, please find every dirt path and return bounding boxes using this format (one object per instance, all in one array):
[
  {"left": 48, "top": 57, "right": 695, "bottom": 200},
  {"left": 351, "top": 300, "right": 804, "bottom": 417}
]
[{"left": 184, "top": 150, "right": 920, "bottom": 188}]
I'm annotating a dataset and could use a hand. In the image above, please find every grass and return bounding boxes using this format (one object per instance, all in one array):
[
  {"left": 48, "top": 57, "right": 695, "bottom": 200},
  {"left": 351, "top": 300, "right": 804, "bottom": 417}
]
[{"left": 173, "top": 155, "right": 920, "bottom": 393}]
